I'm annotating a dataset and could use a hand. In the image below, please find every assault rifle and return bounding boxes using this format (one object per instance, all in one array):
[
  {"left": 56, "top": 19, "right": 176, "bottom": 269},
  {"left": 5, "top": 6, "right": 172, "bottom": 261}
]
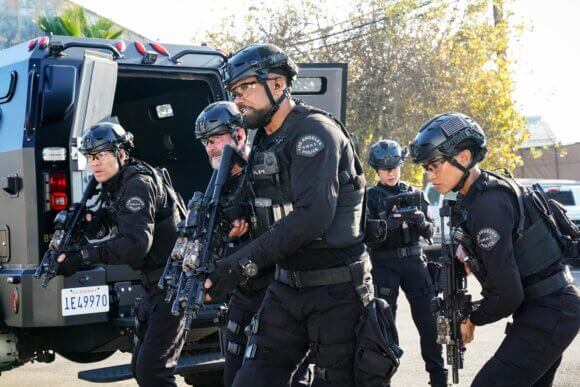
[
  {"left": 160, "top": 145, "right": 242, "bottom": 330},
  {"left": 34, "top": 176, "right": 98, "bottom": 287},
  {"left": 431, "top": 199, "right": 475, "bottom": 384}
]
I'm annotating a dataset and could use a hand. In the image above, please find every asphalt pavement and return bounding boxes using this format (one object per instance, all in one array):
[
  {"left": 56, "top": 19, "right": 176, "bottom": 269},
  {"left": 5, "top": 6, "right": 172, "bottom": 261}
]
[{"left": 1, "top": 273, "right": 579, "bottom": 387}]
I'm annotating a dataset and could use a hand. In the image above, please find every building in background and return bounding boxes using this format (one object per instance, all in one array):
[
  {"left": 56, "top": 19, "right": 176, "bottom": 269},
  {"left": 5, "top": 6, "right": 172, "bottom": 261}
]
[
  {"left": 515, "top": 116, "right": 580, "bottom": 180},
  {"left": 0, "top": 0, "right": 150, "bottom": 49}
]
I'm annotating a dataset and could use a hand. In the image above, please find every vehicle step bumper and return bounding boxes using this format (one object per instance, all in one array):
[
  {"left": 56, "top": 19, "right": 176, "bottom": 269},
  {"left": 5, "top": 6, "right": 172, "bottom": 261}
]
[{"left": 77, "top": 351, "right": 224, "bottom": 383}]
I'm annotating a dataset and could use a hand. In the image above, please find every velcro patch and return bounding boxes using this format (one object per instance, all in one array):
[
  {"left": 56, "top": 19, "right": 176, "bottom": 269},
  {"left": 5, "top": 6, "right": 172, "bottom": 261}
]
[
  {"left": 476, "top": 228, "right": 501, "bottom": 251},
  {"left": 296, "top": 135, "right": 325, "bottom": 157},
  {"left": 125, "top": 196, "right": 146, "bottom": 213}
]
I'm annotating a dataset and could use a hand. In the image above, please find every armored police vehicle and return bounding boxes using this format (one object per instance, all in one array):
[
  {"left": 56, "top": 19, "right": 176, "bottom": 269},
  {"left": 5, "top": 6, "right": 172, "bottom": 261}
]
[{"left": 0, "top": 35, "right": 347, "bottom": 385}]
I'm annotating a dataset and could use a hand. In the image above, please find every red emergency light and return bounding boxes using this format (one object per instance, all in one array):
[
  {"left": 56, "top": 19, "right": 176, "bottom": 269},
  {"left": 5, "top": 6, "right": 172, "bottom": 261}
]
[
  {"left": 38, "top": 36, "right": 49, "bottom": 49},
  {"left": 150, "top": 42, "right": 170, "bottom": 56},
  {"left": 28, "top": 39, "right": 38, "bottom": 51},
  {"left": 135, "top": 41, "right": 147, "bottom": 55},
  {"left": 116, "top": 40, "right": 127, "bottom": 53}
]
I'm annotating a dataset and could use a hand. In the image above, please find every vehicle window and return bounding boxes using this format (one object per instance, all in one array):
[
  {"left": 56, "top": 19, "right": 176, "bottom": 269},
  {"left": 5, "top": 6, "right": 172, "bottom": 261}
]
[
  {"left": 293, "top": 77, "right": 326, "bottom": 94},
  {"left": 427, "top": 187, "right": 440, "bottom": 205},
  {"left": 545, "top": 189, "right": 575, "bottom": 206}
]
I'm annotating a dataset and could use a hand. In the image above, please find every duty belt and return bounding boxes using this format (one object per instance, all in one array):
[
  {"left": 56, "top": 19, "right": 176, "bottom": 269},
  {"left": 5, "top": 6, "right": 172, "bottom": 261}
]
[
  {"left": 524, "top": 266, "right": 575, "bottom": 300},
  {"left": 275, "top": 266, "right": 353, "bottom": 288},
  {"left": 373, "top": 245, "right": 422, "bottom": 260},
  {"left": 274, "top": 254, "right": 372, "bottom": 289}
]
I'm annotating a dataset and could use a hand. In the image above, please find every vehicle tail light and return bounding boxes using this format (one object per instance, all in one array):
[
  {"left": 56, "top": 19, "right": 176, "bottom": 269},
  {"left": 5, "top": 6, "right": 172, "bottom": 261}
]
[
  {"left": 12, "top": 288, "right": 19, "bottom": 313},
  {"left": 49, "top": 173, "right": 67, "bottom": 192},
  {"left": 46, "top": 172, "right": 69, "bottom": 211}
]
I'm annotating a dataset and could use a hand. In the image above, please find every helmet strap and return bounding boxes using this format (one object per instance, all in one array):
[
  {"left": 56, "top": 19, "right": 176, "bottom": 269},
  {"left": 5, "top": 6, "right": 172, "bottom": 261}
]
[
  {"left": 258, "top": 80, "right": 289, "bottom": 127},
  {"left": 447, "top": 151, "right": 482, "bottom": 192}
]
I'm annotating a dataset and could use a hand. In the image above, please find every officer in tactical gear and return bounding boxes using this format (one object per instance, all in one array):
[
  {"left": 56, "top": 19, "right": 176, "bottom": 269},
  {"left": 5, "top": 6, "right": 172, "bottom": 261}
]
[
  {"left": 205, "top": 44, "right": 373, "bottom": 387},
  {"left": 195, "top": 101, "right": 313, "bottom": 387},
  {"left": 366, "top": 140, "right": 447, "bottom": 387},
  {"left": 410, "top": 112, "right": 580, "bottom": 387},
  {"left": 57, "top": 122, "right": 185, "bottom": 387}
]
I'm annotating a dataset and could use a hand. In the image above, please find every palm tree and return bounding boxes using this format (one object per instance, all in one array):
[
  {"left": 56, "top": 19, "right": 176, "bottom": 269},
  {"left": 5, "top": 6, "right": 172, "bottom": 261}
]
[{"left": 34, "top": 5, "right": 123, "bottom": 39}]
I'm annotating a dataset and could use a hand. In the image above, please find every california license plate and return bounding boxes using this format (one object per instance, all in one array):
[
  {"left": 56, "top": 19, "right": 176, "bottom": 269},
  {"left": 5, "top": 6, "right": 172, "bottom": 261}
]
[{"left": 61, "top": 285, "right": 110, "bottom": 317}]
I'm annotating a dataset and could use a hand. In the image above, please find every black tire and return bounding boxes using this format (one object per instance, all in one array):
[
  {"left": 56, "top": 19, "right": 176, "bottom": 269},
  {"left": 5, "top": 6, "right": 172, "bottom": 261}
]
[
  {"left": 58, "top": 350, "right": 116, "bottom": 364},
  {"left": 182, "top": 370, "right": 224, "bottom": 387}
]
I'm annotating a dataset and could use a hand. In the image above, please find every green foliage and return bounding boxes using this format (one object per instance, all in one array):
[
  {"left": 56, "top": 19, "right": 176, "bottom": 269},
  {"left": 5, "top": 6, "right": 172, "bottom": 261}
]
[
  {"left": 34, "top": 5, "right": 123, "bottom": 39},
  {"left": 204, "top": 0, "right": 527, "bottom": 188}
]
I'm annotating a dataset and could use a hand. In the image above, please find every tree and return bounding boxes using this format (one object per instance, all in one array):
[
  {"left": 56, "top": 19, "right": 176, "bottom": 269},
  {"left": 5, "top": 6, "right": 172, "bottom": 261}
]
[
  {"left": 35, "top": 5, "right": 123, "bottom": 39},
  {"left": 203, "top": 0, "right": 527, "bottom": 186}
]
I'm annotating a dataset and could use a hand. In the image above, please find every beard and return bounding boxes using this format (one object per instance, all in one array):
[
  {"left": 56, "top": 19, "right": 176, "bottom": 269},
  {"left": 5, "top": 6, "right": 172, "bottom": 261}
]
[
  {"left": 210, "top": 154, "right": 221, "bottom": 170},
  {"left": 239, "top": 105, "right": 270, "bottom": 129}
]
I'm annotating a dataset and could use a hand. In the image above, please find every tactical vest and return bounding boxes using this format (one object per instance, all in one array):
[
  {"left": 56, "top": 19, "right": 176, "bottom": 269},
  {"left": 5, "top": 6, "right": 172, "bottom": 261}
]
[
  {"left": 467, "top": 171, "right": 564, "bottom": 279},
  {"left": 100, "top": 159, "right": 182, "bottom": 272},
  {"left": 247, "top": 103, "right": 366, "bottom": 249}
]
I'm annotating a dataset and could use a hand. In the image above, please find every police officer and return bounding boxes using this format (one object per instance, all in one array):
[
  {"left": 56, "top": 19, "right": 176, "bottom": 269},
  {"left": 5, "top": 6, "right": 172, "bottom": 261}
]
[
  {"left": 203, "top": 44, "right": 373, "bottom": 387},
  {"left": 366, "top": 140, "right": 447, "bottom": 387},
  {"left": 410, "top": 113, "right": 580, "bottom": 387},
  {"left": 195, "top": 101, "right": 313, "bottom": 387},
  {"left": 57, "top": 122, "right": 185, "bottom": 387}
]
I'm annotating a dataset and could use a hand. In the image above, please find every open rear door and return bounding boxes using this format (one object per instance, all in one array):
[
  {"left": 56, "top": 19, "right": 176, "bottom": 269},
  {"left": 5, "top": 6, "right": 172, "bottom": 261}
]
[
  {"left": 294, "top": 63, "right": 347, "bottom": 123},
  {"left": 69, "top": 50, "right": 118, "bottom": 201}
]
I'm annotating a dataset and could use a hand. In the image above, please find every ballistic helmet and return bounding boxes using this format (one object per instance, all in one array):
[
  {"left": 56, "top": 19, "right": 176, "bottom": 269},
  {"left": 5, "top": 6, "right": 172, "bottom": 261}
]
[
  {"left": 410, "top": 113, "right": 487, "bottom": 192},
  {"left": 195, "top": 101, "right": 244, "bottom": 139},
  {"left": 221, "top": 44, "right": 298, "bottom": 88},
  {"left": 368, "top": 140, "right": 408, "bottom": 169},
  {"left": 79, "top": 122, "right": 134, "bottom": 155},
  {"left": 410, "top": 113, "right": 486, "bottom": 165}
]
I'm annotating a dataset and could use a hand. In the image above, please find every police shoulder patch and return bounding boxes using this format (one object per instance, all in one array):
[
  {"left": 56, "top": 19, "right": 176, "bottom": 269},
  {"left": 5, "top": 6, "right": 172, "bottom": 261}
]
[
  {"left": 476, "top": 227, "right": 501, "bottom": 251},
  {"left": 125, "top": 196, "right": 146, "bottom": 213},
  {"left": 296, "top": 134, "right": 325, "bottom": 158}
]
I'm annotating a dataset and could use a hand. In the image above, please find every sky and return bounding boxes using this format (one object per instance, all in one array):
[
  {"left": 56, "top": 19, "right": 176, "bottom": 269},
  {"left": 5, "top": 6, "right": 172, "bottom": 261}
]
[{"left": 75, "top": 0, "right": 580, "bottom": 144}]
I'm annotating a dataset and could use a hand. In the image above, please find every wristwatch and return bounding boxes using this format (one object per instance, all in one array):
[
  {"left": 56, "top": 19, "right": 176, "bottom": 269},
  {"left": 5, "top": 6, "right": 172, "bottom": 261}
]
[{"left": 239, "top": 257, "right": 259, "bottom": 278}]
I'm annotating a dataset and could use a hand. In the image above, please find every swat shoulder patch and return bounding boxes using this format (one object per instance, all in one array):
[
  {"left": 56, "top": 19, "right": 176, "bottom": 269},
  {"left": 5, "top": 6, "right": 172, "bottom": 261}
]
[
  {"left": 476, "top": 227, "right": 501, "bottom": 251},
  {"left": 296, "top": 134, "right": 325, "bottom": 157},
  {"left": 125, "top": 196, "right": 146, "bottom": 213}
]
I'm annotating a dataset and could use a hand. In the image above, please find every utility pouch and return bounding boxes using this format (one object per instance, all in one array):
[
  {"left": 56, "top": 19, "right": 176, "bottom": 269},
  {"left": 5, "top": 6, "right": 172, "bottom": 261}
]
[{"left": 354, "top": 298, "right": 403, "bottom": 387}]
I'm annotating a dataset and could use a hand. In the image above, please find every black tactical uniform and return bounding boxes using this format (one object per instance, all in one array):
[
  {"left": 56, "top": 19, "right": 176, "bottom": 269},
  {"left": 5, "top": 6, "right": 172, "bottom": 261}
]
[
  {"left": 208, "top": 45, "right": 373, "bottom": 387},
  {"left": 195, "top": 102, "right": 312, "bottom": 387},
  {"left": 411, "top": 113, "right": 580, "bottom": 387},
  {"left": 63, "top": 122, "right": 185, "bottom": 387},
  {"left": 366, "top": 140, "right": 446, "bottom": 387}
]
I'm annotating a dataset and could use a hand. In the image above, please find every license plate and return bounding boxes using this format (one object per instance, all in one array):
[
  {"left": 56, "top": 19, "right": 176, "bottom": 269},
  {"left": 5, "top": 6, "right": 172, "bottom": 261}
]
[{"left": 61, "top": 285, "right": 110, "bottom": 317}]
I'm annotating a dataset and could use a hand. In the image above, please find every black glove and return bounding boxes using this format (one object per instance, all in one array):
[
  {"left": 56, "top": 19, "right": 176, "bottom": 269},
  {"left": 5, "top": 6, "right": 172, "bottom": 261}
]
[
  {"left": 82, "top": 210, "right": 109, "bottom": 239},
  {"left": 57, "top": 250, "right": 84, "bottom": 277},
  {"left": 206, "top": 256, "right": 245, "bottom": 300},
  {"left": 409, "top": 210, "right": 426, "bottom": 225},
  {"left": 364, "top": 219, "right": 388, "bottom": 247}
]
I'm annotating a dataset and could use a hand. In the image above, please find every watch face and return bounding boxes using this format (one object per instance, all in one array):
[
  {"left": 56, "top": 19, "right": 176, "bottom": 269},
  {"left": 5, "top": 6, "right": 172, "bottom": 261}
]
[{"left": 245, "top": 262, "right": 258, "bottom": 277}]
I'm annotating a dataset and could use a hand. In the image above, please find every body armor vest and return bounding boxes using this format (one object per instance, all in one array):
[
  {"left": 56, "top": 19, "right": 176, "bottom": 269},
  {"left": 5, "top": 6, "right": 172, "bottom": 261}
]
[
  {"left": 99, "top": 159, "right": 180, "bottom": 272},
  {"left": 247, "top": 103, "right": 366, "bottom": 248},
  {"left": 462, "top": 171, "right": 564, "bottom": 279}
]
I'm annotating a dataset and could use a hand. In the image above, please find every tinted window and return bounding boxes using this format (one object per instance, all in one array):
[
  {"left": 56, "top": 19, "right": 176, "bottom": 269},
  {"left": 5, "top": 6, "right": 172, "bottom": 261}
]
[{"left": 546, "top": 190, "right": 575, "bottom": 206}]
